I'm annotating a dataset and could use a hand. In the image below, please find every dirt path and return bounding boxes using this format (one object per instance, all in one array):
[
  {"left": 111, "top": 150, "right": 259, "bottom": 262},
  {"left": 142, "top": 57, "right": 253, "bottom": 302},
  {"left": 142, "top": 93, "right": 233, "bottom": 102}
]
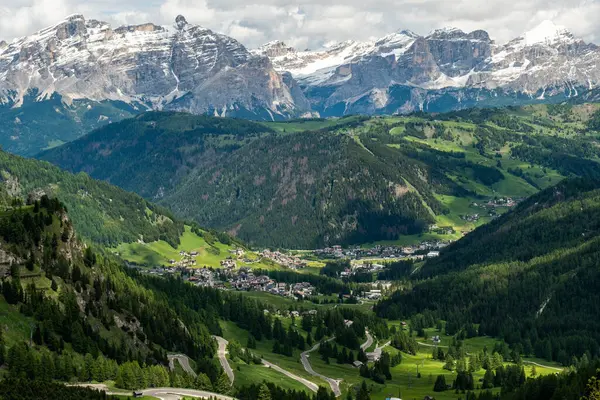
[
  {"left": 522, "top": 360, "right": 564, "bottom": 372},
  {"left": 300, "top": 339, "right": 342, "bottom": 397},
  {"left": 214, "top": 336, "right": 235, "bottom": 385}
]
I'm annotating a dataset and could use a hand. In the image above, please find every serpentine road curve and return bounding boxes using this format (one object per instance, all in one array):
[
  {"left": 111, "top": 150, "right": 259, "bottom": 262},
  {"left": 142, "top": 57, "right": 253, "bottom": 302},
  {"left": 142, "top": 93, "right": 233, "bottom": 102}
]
[
  {"left": 74, "top": 384, "right": 236, "bottom": 400},
  {"left": 214, "top": 336, "right": 235, "bottom": 385},
  {"left": 168, "top": 354, "right": 197, "bottom": 377},
  {"left": 360, "top": 330, "right": 374, "bottom": 351},
  {"left": 213, "top": 335, "right": 321, "bottom": 392},
  {"left": 261, "top": 359, "right": 319, "bottom": 392},
  {"left": 300, "top": 339, "right": 342, "bottom": 397}
]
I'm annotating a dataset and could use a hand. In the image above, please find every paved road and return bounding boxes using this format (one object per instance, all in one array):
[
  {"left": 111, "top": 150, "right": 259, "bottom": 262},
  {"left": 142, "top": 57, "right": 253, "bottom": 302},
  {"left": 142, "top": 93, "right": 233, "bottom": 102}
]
[
  {"left": 168, "top": 354, "right": 197, "bottom": 377},
  {"left": 142, "top": 388, "right": 237, "bottom": 400},
  {"left": 214, "top": 336, "right": 235, "bottom": 385},
  {"left": 366, "top": 340, "right": 391, "bottom": 361},
  {"left": 74, "top": 384, "right": 236, "bottom": 400},
  {"left": 360, "top": 330, "right": 374, "bottom": 351},
  {"left": 261, "top": 359, "right": 319, "bottom": 392},
  {"left": 300, "top": 339, "right": 342, "bottom": 397},
  {"left": 213, "top": 336, "right": 320, "bottom": 392}
]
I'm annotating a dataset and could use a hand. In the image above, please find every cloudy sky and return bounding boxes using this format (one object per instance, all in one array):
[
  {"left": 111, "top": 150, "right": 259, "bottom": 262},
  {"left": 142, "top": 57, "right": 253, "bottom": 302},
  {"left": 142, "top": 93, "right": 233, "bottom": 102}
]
[{"left": 0, "top": 0, "right": 599, "bottom": 50}]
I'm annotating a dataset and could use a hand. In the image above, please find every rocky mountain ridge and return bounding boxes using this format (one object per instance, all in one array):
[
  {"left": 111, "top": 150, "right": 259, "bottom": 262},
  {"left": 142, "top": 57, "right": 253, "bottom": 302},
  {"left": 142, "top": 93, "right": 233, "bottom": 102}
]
[
  {"left": 0, "top": 14, "right": 309, "bottom": 118},
  {"left": 255, "top": 20, "right": 600, "bottom": 115},
  {"left": 1, "top": 16, "right": 600, "bottom": 157}
]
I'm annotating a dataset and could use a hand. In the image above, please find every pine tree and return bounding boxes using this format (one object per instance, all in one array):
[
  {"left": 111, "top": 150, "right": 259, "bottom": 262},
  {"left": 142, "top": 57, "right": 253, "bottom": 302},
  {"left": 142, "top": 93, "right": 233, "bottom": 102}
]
[
  {"left": 434, "top": 374, "right": 447, "bottom": 392},
  {"left": 195, "top": 373, "right": 212, "bottom": 390},
  {"left": 257, "top": 383, "right": 272, "bottom": 400},
  {"left": 0, "top": 326, "right": 5, "bottom": 366},
  {"left": 356, "top": 380, "right": 371, "bottom": 400},
  {"left": 247, "top": 334, "right": 257, "bottom": 349},
  {"left": 214, "top": 372, "right": 231, "bottom": 394},
  {"left": 482, "top": 368, "right": 495, "bottom": 389}
]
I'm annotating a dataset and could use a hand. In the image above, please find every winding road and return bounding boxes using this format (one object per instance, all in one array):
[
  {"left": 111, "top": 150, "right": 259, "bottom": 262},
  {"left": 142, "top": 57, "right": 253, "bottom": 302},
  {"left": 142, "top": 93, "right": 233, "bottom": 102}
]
[
  {"left": 214, "top": 336, "right": 235, "bottom": 385},
  {"left": 141, "top": 388, "right": 236, "bottom": 400},
  {"left": 212, "top": 335, "right": 327, "bottom": 393},
  {"left": 168, "top": 354, "right": 197, "bottom": 377},
  {"left": 360, "top": 330, "right": 374, "bottom": 351},
  {"left": 366, "top": 340, "right": 391, "bottom": 361},
  {"left": 522, "top": 360, "right": 563, "bottom": 372},
  {"left": 75, "top": 384, "right": 236, "bottom": 400},
  {"left": 300, "top": 339, "right": 342, "bottom": 397},
  {"left": 261, "top": 359, "right": 319, "bottom": 392}
]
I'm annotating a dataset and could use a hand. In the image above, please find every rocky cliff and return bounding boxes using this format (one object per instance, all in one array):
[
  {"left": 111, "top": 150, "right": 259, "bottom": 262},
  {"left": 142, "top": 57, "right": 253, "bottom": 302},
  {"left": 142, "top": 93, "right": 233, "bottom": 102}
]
[
  {"left": 0, "top": 14, "right": 308, "bottom": 118},
  {"left": 256, "top": 20, "right": 600, "bottom": 115}
]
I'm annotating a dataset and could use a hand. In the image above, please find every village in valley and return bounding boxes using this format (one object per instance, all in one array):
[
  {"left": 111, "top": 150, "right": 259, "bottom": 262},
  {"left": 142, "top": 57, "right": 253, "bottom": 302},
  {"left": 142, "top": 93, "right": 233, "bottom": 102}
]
[{"left": 127, "top": 236, "right": 454, "bottom": 305}]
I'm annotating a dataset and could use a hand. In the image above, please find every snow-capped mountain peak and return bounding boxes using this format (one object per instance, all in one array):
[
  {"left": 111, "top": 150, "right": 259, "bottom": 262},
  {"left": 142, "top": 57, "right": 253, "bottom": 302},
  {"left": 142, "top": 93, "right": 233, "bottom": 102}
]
[
  {"left": 523, "top": 20, "right": 572, "bottom": 46},
  {"left": 0, "top": 14, "right": 309, "bottom": 118},
  {"left": 256, "top": 21, "right": 599, "bottom": 116},
  {"left": 427, "top": 26, "right": 465, "bottom": 38},
  {"left": 2, "top": 14, "right": 599, "bottom": 123}
]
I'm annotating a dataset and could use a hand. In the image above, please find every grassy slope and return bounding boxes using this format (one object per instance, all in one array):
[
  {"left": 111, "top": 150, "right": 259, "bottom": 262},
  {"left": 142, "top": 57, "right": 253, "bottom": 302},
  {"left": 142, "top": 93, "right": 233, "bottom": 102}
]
[
  {"left": 221, "top": 315, "right": 560, "bottom": 400},
  {"left": 114, "top": 226, "right": 280, "bottom": 270},
  {"left": 220, "top": 321, "right": 320, "bottom": 390}
]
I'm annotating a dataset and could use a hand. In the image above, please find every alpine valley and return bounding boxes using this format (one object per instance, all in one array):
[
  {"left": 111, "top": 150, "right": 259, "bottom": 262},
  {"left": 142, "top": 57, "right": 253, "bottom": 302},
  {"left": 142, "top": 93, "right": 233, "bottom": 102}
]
[{"left": 2, "top": 8, "right": 600, "bottom": 400}]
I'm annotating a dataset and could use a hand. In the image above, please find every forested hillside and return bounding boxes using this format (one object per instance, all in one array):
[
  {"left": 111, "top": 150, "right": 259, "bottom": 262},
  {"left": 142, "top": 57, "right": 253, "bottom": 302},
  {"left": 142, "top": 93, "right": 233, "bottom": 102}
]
[
  {"left": 39, "top": 104, "right": 600, "bottom": 248},
  {"left": 162, "top": 129, "right": 436, "bottom": 248},
  {"left": 0, "top": 94, "right": 137, "bottom": 157},
  {"left": 375, "top": 178, "right": 600, "bottom": 366},
  {"left": 37, "top": 112, "right": 276, "bottom": 199},
  {"left": 0, "top": 194, "right": 277, "bottom": 395},
  {"left": 0, "top": 194, "right": 375, "bottom": 399},
  {"left": 0, "top": 149, "right": 183, "bottom": 246}
]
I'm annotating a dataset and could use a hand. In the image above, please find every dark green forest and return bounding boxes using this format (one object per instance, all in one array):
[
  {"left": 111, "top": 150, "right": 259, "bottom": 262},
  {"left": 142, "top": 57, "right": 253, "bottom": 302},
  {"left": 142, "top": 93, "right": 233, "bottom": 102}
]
[
  {"left": 376, "top": 179, "right": 600, "bottom": 365},
  {"left": 39, "top": 105, "right": 600, "bottom": 248}
]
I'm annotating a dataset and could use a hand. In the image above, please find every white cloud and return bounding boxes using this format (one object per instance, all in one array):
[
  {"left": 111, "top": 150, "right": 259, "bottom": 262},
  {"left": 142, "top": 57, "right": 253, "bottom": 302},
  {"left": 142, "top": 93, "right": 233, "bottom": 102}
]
[{"left": 0, "top": 0, "right": 598, "bottom": 50}]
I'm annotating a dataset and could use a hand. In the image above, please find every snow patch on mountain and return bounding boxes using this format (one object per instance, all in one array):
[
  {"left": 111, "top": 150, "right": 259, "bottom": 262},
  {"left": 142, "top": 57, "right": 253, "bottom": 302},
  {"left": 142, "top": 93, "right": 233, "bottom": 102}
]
[
  {"left": 524, "top": 20, "right": 572, "bottom": 46},
  {"left": 0, "top": 14, "right": 308, "bottom": 119}
]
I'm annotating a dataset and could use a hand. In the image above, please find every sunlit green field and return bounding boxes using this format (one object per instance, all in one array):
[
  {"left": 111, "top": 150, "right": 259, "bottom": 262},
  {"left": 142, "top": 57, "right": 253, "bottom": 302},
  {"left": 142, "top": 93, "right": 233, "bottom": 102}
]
[{"left": 113, "top": 226, "right": 280, "bottom": 270}]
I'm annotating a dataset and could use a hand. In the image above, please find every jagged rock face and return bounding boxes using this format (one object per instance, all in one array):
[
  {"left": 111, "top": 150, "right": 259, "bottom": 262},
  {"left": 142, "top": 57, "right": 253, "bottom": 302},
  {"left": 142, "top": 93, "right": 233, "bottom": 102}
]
[
  {"left": 2, "top": 16, "right": 599, "bottom": 122},
  {"left": 424, "top": 28, "right": 493, "bottom": 77},
  {"left": 0, "top": 14, "right": 308, "bottom": 118},
  {"left": 256, "top": 21, "right": 600, "bottom": 115}
]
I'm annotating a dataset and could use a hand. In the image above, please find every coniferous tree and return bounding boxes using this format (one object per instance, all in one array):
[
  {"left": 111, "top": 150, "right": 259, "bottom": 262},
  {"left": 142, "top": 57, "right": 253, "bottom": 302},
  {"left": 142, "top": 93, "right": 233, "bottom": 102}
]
[{"left": 434, "top": 375, "right": 448, "bottom": 392}]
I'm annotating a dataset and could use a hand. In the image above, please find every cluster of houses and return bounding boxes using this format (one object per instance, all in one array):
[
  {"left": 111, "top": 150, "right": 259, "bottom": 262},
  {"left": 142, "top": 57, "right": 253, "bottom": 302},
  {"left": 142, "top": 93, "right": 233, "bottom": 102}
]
[
  {"left": 263, "top": 309, "right": 318, "bottom": 319},
  {"left": 472, "top": 196, "right": 520, "bottom": 210},
  {"left": 428, "top": 224, "right": 456, "bottom": 235},
  {"left": 168, "top": 250, "right": 199, "bottom": 268},
  {"left": 229, "top": 270, "right": 315, "bottom": 298},
  {"left": 181, "top": 266, "right": 317, "bottom": 299},
  {"left": 461, "top": 213, "right": 481, "bottom": 222},
  {"left": 260, "top": 250, "right": 307, "bottom": 269},
  {"left": 364, "top": 289, "right": 383, "bottom": 300},
  {"left": 339, "top": 262, "right": 386, "bottom": 278},
  {"left": 313, "top": 240, "right": 450, "bottom": 261}
]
